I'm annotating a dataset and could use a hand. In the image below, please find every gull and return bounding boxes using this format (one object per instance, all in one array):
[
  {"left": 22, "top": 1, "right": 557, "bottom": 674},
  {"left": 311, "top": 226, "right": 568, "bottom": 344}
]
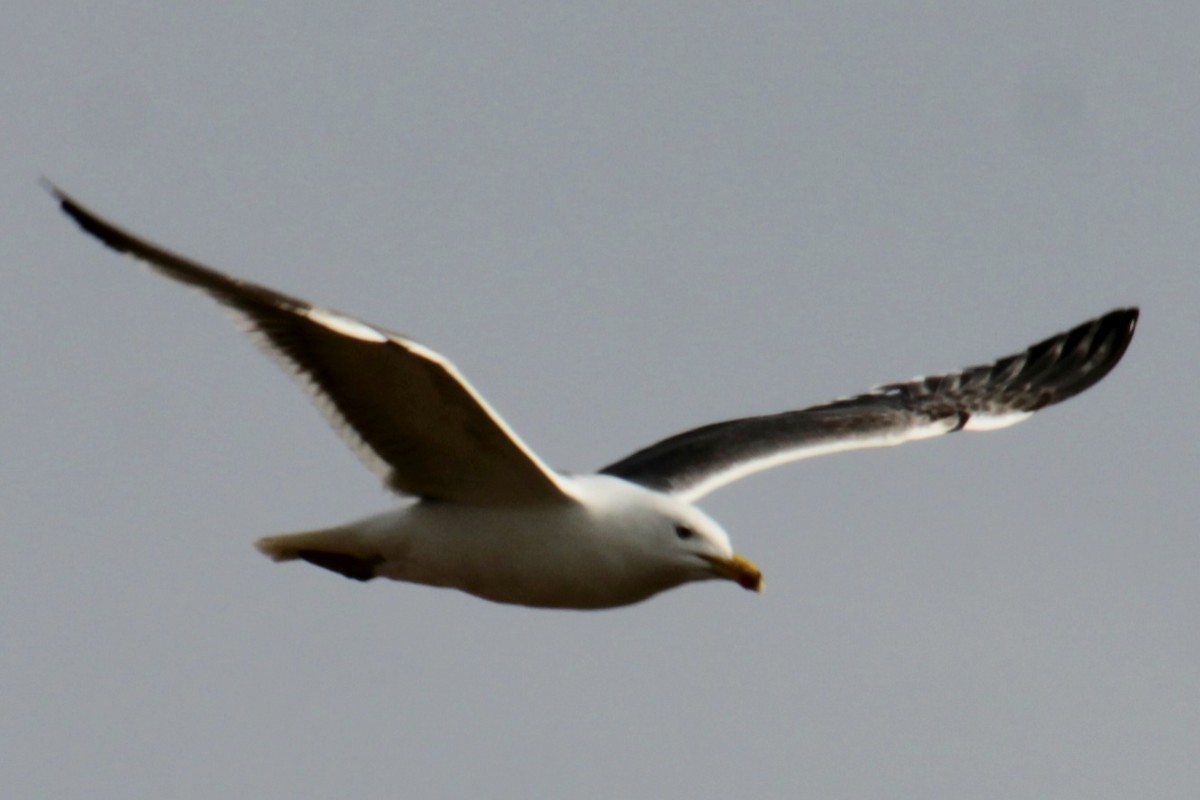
[{"left": 50, "top": 185, "right": 1138, "bottom": 609}]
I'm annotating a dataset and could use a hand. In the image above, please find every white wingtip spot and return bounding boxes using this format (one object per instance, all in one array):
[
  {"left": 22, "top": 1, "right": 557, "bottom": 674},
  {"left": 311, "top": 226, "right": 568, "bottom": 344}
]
[
  {"left": 305, "top": 308, "right": 388, "bottom": 342},
  {"left": 961, "top": 410, "right": 1033, "bottom": 432}
]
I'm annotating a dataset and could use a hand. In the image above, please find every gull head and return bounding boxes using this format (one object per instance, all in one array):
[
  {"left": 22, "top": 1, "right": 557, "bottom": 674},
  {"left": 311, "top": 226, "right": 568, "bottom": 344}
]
[{"left": 574, "top": 475, "right": 763, "bottom": 598}]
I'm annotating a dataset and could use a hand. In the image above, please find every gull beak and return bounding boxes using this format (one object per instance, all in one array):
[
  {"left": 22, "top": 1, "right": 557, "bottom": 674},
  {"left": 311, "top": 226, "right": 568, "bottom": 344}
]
[{"left": 701, "top": 553, "right": 764, "bottom": 593}]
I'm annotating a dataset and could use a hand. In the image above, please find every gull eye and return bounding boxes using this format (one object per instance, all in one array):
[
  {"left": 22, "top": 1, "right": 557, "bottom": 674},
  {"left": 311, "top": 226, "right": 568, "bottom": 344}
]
[{"left": 674, "top": 525, "right": 696, "bottom": 541}]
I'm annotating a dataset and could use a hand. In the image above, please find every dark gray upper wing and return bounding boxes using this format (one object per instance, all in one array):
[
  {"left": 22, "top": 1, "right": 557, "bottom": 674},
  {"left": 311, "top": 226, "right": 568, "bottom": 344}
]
[
  {"left": 51, "top": 185, "right": 575, "bottom": 506},
  {"left": 601, "top": 309, "right": 1137, "bottom": 502}
]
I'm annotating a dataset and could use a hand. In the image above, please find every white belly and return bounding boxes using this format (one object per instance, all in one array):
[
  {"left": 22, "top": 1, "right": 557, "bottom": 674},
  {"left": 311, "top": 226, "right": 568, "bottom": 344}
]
[{"left": 361, "top": 501, "right": 682, "bottom": 609}]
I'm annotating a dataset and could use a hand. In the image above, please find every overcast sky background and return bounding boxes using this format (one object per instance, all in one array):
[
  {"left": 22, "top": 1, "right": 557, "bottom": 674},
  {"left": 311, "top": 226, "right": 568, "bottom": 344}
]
[{"left": 3, "top": 4, "right": 1197, "bottom": 798}]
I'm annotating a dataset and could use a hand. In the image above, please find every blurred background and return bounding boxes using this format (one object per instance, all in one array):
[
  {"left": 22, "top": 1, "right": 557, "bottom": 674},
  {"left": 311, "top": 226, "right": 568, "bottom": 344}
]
[{"left": 3, "top": 4, "right": 1196, "bottom": 798}]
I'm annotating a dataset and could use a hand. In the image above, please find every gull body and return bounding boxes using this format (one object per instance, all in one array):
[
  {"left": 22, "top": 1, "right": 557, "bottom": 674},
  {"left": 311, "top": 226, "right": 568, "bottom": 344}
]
[
  {"left": 50, "top": 185, "right": 1137, "bottom": 609},
  {"left": 260, "top": 475, "right": 746, "bottom": 609}
]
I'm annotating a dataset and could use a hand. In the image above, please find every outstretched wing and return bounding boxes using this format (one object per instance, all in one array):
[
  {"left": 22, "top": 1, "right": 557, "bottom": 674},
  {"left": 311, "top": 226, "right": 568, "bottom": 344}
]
[
  {"left": 602, "top": 309, "right": 1137, "bottom": 502},
  {"left": 51, "top": 185, "right": 575, "bottom": 506}
]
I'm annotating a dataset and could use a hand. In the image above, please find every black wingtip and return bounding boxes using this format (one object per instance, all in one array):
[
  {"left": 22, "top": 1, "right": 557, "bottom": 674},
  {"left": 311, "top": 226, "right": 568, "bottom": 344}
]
[
  {"left": 45, "top": 181, "right": 145, "bottom": 258},
  {"left": 1103, "top": 306, "right": 1139, "bottom": 330},
  {"left": 1005, "top": 306, "right": 1139, "bottom": 413},
  {"left": 43, "top": 178, "right": 91, "bottom": 229},
  {"left": 1093, "top": 305, "right": 1139, "bottom": 366},
  {"left": 1090, "top": 306, "right": 1139, "bottom": 369},
  {"left": 39, "top": 175, "right": 64, "bottom": 200},
  {"left": 1102, "top": 303, "right": 1139, "bottom": 361},
  {"left": 40, "top": 177, "right": 83, "bottom": 223}
]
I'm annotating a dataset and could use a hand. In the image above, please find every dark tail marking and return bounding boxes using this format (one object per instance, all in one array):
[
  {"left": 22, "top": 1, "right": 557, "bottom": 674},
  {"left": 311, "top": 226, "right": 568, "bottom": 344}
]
[{"left": 295, "top": 550, "right": 382, "bottom": 582}]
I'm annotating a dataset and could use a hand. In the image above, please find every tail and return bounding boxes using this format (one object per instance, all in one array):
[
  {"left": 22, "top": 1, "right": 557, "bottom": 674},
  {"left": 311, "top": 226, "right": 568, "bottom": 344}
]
[{"left": 256, "top": 528, "right": 383, "bottom": 582}]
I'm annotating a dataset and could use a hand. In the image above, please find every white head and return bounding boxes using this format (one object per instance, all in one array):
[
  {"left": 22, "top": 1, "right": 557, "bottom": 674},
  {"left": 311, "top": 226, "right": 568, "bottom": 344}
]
[{"left": 572, "top": 475, "right": 763, "bottom": 599}]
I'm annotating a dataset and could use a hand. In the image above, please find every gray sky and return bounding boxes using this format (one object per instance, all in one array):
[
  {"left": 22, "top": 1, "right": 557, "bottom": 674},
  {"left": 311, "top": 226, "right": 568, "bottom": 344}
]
[{"left": 4, "top": 4, "right": 1197, "bottom": 798}]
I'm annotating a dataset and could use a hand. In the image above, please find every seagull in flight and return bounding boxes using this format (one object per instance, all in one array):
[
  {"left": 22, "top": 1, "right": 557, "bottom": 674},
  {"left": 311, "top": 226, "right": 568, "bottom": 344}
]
[{"left": 50, "top": 185, "right": 1138, "bottom": 609}]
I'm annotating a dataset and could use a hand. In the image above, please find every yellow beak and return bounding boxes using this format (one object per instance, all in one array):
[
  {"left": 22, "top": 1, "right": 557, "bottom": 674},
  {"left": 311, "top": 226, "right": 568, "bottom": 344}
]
[{"left": 701, "top": 553, "right": 763, "bottom": 592}]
